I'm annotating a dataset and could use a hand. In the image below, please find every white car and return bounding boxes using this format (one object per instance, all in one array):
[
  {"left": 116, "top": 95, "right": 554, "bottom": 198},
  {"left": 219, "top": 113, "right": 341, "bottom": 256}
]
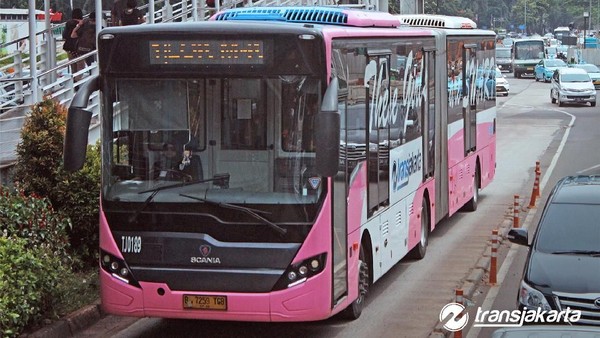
[
  {"left": 571, "top": 63, "right": 600, "bottom": 90},
  {"left": 550, "top": 67, "right": 596, "bottom": 107},
  {"left": 495, "top": 67, "right": 509, "bottom": 96}
]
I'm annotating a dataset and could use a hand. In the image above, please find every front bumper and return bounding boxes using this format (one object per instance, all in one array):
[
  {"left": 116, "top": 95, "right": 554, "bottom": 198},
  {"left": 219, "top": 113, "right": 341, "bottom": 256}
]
[
  {"left": 558, "top": 92, "right": 596, "bottom": 104},
  {"left": 515, "top": 65, "right": 536, "bottom": 75},
  {"left": 496, "top": 85, "right": 509, "bottom": 95},
  {"left": 497, "top": 63, "right": 513, "bottom": 72}
]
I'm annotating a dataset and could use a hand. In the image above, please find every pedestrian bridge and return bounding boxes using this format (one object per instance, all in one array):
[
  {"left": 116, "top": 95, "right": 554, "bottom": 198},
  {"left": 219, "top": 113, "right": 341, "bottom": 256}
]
[{"left": 0, "top": 0, "right": 382, "bottom": 180}]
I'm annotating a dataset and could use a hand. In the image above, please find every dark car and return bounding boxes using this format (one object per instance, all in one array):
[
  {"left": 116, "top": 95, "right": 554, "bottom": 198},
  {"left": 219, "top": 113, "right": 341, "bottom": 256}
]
[
  {"left": 508, "top": 175, "right": 600, "bottom": 325},
  {"left": 496, "top": 47, "right": 512, "bottom": 73},
  {"left": 493, "top": 326, "right": 600, "bottom": 337}
]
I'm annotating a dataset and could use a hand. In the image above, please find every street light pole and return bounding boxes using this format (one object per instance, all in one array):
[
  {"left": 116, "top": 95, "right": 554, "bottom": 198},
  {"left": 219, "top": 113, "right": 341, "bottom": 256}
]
[
  {"left": 584, "top": 11, "right": 589, "bottom": 49},
  {"left": 525, "top": 1, "right": 527, "bottom": 35},
  {"left": 590, "top": 0, "right": 593, "bottom": 31}
]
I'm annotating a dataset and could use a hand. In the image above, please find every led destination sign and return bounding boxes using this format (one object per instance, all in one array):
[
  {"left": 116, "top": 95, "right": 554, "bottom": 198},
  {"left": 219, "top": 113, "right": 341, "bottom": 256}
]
[{"left": 149, "top": 40, "right": 265, "bottom": 65}]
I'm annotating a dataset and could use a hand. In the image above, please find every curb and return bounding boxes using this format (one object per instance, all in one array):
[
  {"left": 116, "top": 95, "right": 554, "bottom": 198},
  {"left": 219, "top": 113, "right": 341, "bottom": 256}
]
[{"left": 24, "top": 301, "right": 103, "bottom": 338}]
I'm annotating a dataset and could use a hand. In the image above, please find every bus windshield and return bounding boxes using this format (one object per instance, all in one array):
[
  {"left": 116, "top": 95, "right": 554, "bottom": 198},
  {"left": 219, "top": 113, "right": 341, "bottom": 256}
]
[
  {"left": 514, "top": 40, "right": 545, "bottom": 60},
  {"left": 105, "top": 76, "right": 323, "bottom": 207}
]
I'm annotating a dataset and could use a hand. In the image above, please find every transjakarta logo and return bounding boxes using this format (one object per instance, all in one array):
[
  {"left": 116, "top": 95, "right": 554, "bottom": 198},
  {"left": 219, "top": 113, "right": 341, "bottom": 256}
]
[
  {"left": 439, "top": 303, "right": 581, "bottom": 331},
  {"left": 440, "top": 303, "right": 469, "bottom": 332},
  {"left": 392, "top": 151, "right": 422, "bottom": 192}
]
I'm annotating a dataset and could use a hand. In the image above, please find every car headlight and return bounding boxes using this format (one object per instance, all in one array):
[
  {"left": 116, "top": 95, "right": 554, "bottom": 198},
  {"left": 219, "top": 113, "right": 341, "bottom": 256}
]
[{"left": 519, "top": 280, "right": 552, "bottom": 311}]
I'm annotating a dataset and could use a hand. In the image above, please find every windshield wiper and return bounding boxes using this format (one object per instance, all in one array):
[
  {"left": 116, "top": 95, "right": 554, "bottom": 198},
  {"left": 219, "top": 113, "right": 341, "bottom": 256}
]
[
  {"left": 129, "top": 177, "right": 223, "bottom": 223},
  {"left": 179, "top": 193, "right": 287, "bottom": 236},
  {"left": 551, "top": 250, "right": 600, "bottom": 256}
]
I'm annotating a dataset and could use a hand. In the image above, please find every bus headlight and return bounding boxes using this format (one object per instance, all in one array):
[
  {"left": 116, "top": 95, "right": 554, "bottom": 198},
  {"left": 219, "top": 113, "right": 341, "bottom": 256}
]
[
  {"left": 272, "top": 253, "right": 326, "bottom": 290},
  {"left": 100, "top": 250, "right": 140, "bottom": 287}
]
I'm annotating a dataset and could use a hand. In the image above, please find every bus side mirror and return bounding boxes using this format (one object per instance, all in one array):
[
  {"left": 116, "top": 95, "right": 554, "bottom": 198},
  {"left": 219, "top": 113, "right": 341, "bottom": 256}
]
[
  {"left": 315, "top": 78, "right": 340, "bottom": 177},
  {"left": 64, "top": 76, "right": 100, "bottom": 171}
]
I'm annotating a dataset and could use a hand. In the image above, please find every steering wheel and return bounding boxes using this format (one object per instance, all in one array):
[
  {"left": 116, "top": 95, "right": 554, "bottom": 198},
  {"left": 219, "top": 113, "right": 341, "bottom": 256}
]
[{"left": 152, "top": 169, "right": 192, "bottom": 182}]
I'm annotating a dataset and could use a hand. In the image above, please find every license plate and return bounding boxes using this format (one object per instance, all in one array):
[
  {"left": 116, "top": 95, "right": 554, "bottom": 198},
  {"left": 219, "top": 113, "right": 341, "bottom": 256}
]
[
  {"left": 527, "top": 67, "right": 533, "bottom": 70},
  {"left": 183, "top": 295, "right": 227, "bottom": 310}
]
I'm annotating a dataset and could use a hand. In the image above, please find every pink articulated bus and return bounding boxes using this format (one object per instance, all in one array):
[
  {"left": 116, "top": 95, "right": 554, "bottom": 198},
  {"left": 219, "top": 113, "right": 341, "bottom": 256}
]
[{"left": 63, "top": 7, "right": 496, "bottom": 321}]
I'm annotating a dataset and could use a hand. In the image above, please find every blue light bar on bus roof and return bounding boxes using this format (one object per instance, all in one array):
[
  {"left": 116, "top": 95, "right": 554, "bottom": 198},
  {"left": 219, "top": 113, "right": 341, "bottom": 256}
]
[{"left": 213, "top": 7, "right": 400, "bottom": 28}]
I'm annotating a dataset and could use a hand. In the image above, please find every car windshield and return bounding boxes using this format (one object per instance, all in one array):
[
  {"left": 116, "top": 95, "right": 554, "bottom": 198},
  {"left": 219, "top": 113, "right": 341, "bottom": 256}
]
[
  {"left": 496, "top": 49, "right": 511, "bottom": 58},
  {"left": 535, "top": 203, "right": 600, "bottom": 253},
  {"left": 545, "top": 59, "right": 565, "bottom": 67},
  {"left": 576, "top": 64, "right": 600, "bottom": 73},
  {"left": 562, "top": 73, "right": 591, "bottom": 82}
]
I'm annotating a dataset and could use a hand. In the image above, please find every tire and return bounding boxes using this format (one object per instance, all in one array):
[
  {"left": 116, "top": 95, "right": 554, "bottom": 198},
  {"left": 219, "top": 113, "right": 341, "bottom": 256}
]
[
  {"left": 342, "top": 243, "right": 370, "bottom": 320},
  {"left": 513, "top": 71, "right": 518, "bottom": 78},
  {"left": 409, "top": 199, "right": 430, "bottom": 260},
  {"left": 551, "top": 91, "right": 556, "bottom": 104},
  {"left": 592, "top": 102, "right": 596, "bottom": 107},
  {"left": 463, "top": 168, "right": 480, "bottom": 212},
  {"left": 558, "top": 98, "right": 564, "bottom": 107},
  {"left": 535, "top": 75, "right": 539, "bottom": 82}
]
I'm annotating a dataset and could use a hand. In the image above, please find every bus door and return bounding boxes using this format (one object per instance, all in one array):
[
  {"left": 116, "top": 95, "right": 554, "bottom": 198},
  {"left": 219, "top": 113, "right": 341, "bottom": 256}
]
[
  {"left": 422, "top": 48, "right": 436, "bottom": 179},
  {"left": 462, "top": 44, "right": 477, "bottom": 155},
  {"left": 205, "top": 78, "right": 273, "bottom": 190},
  {"left": 366, "top": 50, "right": 391, "bottom": 212}
]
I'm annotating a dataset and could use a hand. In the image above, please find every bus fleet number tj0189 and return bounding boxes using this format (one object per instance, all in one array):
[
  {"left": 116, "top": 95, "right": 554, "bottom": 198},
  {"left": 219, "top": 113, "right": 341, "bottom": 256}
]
[{"left": 121, "top": 236, "right": 142, "bottom": 253}]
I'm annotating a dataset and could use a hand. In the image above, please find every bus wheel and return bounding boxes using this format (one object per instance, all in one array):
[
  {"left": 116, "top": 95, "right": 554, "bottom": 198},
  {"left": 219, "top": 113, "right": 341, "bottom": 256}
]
[
  {"left": 343, "top": 243, "right": 369, "bottom": 320},
  {"left": 463, "top": 169, "right": 480, "bottom": 212},
  {"left": 409, "top": 199, "right": 429, "bottom": 259}
]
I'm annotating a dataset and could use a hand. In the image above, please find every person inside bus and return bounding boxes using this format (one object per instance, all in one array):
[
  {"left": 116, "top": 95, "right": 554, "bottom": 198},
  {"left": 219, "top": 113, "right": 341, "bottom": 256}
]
[
  {"left": 178, "top": 139, "right": 203, "bottom": 181},
  {"left": 152, "top": 142, "right": 179, "bottom": 179}
]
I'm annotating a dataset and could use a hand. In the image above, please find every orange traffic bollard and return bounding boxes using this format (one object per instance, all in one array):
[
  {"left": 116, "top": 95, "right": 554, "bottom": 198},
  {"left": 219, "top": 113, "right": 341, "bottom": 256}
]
[
  {"left": 490, "top": 229, "right": 498, "bottom": 285},
  {"left": 454, "top": 289, "right": 464, "bottom": 338},
  {"left": 529, "top": 169, "right": 540, "bottom": 208},
  {"left": 513, "top": 195, "right": 520, "bottom": 228},
  {"left": 536, "top": 162, "right": 542, "bottom": 198}
]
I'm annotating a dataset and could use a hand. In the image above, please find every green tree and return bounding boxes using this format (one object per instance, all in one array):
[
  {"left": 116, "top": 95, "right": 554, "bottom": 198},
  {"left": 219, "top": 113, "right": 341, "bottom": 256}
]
[
  {"left": 11, "top": 99, "right": 66, "bottom": 199},
  {"left": 10, "top": 98, "right": 101, "bottom": 267}
]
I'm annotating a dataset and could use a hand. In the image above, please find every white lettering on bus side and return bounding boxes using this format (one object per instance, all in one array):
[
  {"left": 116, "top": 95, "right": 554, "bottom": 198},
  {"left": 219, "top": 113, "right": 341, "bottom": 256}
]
[
  {"left": 364, "top": 50, "right": 425, "bottom": 133},
  {"left": 448, "top": 55, "right": 496, "bottom": 109}
]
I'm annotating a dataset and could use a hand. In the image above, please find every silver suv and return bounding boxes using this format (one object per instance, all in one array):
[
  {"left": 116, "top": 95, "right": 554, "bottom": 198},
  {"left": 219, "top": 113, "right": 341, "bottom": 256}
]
[{"left": 550, "top": 67, "right": 596, "bottom": 107}]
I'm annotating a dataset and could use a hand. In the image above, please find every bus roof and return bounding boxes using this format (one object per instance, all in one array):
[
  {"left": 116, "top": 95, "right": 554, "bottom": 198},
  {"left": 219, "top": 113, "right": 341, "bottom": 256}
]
[
  {"left": 213, "top": 7, "right": 400, "bottom": 28},
  {"left": 394, "top": 14, "right": 477, "bottom": 29}
]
